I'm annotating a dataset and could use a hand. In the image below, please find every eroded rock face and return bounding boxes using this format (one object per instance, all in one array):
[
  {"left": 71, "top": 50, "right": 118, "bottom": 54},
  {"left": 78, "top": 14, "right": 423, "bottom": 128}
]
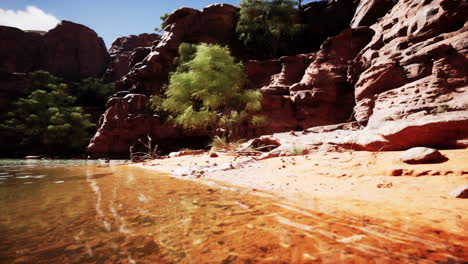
[
  {"left": 88, "top": 4, "right": 240, "bottom": 155},
  {"left": 103, "top": 34, "right": 161, "bottom": 82},
  {"left": 88, "top": 0, "right": 468, "bottom": 156},
  {"left": 87, "top": 94, "right": 210, "bottom": 157},
  {"left": 290, "top": 27, "right": 375, "bottom": 128},
  {"left": 350, "top": 0, "right": 398, "bottom": 28},
  {"left": 243, "top": 27, "right": 374, "bottom": 136},
  {"left": 87, "top": 94, "right": 170, "bottom": 155},
  {"left": 87, "top": 2, "right": 370, "bottom": 155},
  {"left": 116, "top": 4, "right": 239, "bottom": 95},
  {"left": 301, "top": 0, "right": 360, "bottom": 52},
  {"left": 351, "top": 0, "right": 468, "bottom": 149}
]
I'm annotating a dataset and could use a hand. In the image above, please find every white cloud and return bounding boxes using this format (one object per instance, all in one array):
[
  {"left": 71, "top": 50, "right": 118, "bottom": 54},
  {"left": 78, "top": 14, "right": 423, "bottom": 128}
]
[{"left": 0, "top": 6, "right": 59, "bottom": 31}]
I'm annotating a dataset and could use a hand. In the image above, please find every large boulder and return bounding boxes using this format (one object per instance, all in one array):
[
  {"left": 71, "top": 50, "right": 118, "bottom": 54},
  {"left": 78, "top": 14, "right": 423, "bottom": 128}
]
[
  {"left": 103, "top": 33, "right": 161, "bottom": 82},
  {"left": 87, "top": 94, "right": 170, "bottom": 155},
  {"left": 399, "top": 147, "right": 445, "bottom": 164},
  {"left": 87, "top": 93, "right": 210, "bottom": 157}
]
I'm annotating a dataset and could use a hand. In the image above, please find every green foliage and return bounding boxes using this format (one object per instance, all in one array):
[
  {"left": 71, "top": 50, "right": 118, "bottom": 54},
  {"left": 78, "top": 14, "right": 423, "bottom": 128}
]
[
  {"left": 1, "top": 71, "right": 95, "bottom": 154},
  {"left": 149, "top": 43, "right": 263, "bottom": 138},
  {"left": 236, "top": 0, "right": 305, "bottom": 58},
  {"left": 209, "top": 136, "right": 245, "bottom": 152},
  {"left": 72, "top": 77, "right": 115, "bottom": 106},
  {"left": 251, "top": 115, "right": 268, "bottom": 127},
  {"left": 289, "top": 144, "right": 305, "bottom": 156},
  {"left": 154, "top": 13, "right": 170, "bottom": 32}
]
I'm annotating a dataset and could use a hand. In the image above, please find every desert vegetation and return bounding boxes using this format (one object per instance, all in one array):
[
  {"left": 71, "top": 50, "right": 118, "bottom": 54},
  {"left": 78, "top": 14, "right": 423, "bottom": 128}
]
[
  {"left": 149, "top": 43, "right": 265, "bottom": 141},
  {"left": 0, "top": 71, "right": 112, "bottom": 155},
  {"left": 236, "top": 0, "right": 305, "bottom": 58}
]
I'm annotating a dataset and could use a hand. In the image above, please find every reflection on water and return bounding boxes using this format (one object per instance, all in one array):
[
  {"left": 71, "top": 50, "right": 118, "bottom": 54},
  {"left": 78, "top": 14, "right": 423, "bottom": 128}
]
[{"left": 0, "top": 160, "right": 466, "bottom": 264}]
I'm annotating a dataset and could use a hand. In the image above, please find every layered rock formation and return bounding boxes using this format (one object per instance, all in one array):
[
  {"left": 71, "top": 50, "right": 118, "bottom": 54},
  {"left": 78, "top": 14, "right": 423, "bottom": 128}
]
[
  {"left": 267, "top": 0, "right": 468, "bottom": 152},
  {"left": 116, "top": 4, "right": 240, "bottom": 95},
  {"left": 87, "top": 94, "right": 210, "bottom": 156},
  {"left": 88, "top": 4, "right": 240, "bottom": 156},
  {"left": 87, "top": 0, "right": 468, "bottom": 156},
  {"left": 103, "top": 33, "right": 161, "bottom": 82},
  {"left": 350, "top": 0, "right": 468, "bottom": 149},
  {"left": 88, "top": 2, "right": 364, "bottom": 156}
]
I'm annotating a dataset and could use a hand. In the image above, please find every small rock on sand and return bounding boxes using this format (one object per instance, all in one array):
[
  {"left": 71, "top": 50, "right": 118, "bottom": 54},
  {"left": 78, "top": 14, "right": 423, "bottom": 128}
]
[
  {"left": 400, "top": 147, "right": 445, "bottom": 164},
  {"left": 209, "top": 152, "right": 219, "bottom": 158},
  {"left": 450, "top": 185, "right": 468, "bottom": 198}
]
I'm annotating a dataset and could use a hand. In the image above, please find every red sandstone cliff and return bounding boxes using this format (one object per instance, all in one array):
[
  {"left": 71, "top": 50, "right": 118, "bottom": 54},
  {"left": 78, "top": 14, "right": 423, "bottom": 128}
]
[{"left": 20, "top": 0, "right": 462, "bottom": 157}]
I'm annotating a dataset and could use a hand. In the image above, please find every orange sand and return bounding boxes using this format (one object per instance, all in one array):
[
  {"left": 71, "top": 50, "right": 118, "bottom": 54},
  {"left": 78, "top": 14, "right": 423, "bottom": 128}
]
[{"left": 136, "top": 149, "right": 468, "bottom": 234}]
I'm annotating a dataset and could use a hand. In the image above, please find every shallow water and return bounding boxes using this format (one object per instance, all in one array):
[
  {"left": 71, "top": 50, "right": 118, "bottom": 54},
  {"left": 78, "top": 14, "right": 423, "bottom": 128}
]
[{"left": 0, "top": 160, "right": 466, "bottom": 264}]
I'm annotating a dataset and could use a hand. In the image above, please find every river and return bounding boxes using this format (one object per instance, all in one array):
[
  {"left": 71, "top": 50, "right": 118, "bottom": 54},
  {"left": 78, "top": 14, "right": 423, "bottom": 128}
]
[{"left": 0, "top": 160, "right": 466, "bottom": 263}]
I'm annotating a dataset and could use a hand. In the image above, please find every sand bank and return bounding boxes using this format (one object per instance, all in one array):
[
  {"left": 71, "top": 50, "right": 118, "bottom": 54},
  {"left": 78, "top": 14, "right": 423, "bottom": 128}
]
[{"left": 135, "top": 149, "right": 468, "bottom": 234}]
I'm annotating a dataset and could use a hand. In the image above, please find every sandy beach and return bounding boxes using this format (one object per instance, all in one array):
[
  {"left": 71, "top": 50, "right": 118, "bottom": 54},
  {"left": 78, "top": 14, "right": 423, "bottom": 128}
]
[{"left": 135, "top": 149, "right": 468, "bottom": 235}]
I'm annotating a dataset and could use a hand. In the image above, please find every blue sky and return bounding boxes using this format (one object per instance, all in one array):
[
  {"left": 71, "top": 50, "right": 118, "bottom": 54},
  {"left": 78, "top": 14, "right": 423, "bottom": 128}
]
[{"left": 0, "top": 0, "right": 318, "bottom": 49}]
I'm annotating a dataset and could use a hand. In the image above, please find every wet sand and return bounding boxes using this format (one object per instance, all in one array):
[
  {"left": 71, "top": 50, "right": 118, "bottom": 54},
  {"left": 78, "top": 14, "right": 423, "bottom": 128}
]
[{"left": 137, "top": 149, "right": 468, "bottom": 238}]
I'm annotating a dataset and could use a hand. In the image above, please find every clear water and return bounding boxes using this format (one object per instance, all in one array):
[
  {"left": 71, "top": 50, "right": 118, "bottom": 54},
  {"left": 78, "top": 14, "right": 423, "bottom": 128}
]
[{"left": 0, "top": 160, "right": 466, "bottom": 264}]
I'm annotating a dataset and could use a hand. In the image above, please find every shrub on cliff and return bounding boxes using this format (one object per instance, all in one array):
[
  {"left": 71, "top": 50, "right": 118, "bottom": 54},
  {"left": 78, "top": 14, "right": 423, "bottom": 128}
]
[
  {"left": 154, "top": 13, "right": 170, "bottom": 32},
  {"left": 236, "top": 0, "right": 304, "bottom": 58},
  {"left": 0, "top": 71, "right": 95, "bottom": 155},
  {"left": 149, "top": 43, "right": 263, "bottom": 139}
]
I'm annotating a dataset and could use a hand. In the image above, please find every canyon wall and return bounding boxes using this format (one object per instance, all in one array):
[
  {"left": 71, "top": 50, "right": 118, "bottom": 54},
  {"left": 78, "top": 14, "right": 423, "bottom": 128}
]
[
  {"left": 0, "top": 21, "right": 109, "bottom": 81},
  {"left": 2, "top": 0, "right": 465, "bottom": 156},
  {"left": 88, "top": 2, "right": 363, "bottom": 156}
]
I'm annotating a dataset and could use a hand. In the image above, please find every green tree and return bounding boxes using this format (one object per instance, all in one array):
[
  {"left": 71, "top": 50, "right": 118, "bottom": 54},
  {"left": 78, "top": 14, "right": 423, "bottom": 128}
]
[
  {"left": 1, "top": 71, "right": 95, "bottom": 155},
  {"left": 73, "top": 77, "right": 115, "bottom": 106},
  {"left": 236, "top": 0, "right": 304, "bottom": 58},
  {"left": 154, "top": 13, "right": 170, "bottom": 32},
  {"left": 149, "top": 43, "right": 263, "bottom": 139}
]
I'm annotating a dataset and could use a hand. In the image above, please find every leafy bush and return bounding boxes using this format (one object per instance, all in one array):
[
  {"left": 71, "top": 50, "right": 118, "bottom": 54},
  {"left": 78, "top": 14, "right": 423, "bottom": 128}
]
[
  {"left": 289, "top": 144, "right": 305, "bottom": 156},
  {"left": 149, "top": 43, "right": 264, "bottom": 139},
  {"left": 209, "top": 136, "right": 245, "bottom": 152},
  {"left": 236, "top": 0, "right": 305, "bottom": 58},
  {"left": 72, "top": 77, "right": 115, "bottom": 106},
  {"left": 1, "top": 71, "right": 95, "bottom": 154}
]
